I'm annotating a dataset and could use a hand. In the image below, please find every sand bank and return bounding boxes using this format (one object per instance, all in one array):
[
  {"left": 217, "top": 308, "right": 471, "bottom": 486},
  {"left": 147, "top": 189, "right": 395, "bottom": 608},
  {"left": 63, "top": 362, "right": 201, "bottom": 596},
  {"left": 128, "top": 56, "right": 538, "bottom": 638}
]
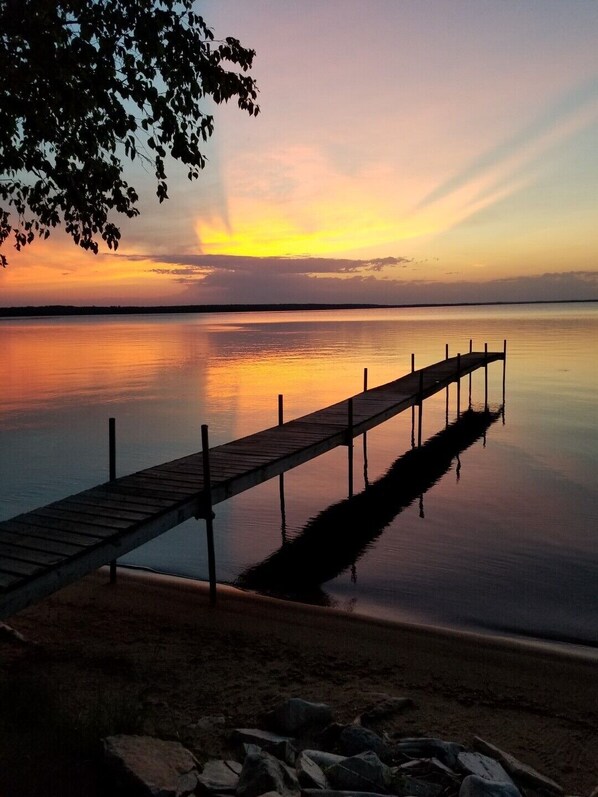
[{"left": 1, "top": 569, "right": 596, "bottom": 796}]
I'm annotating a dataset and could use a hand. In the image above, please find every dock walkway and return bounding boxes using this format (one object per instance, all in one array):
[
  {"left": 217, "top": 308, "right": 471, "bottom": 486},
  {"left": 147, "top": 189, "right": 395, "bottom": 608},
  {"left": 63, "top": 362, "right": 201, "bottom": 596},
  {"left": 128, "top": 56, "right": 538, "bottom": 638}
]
[{"left": 0, "top": 351, "right": 504, "bottom": 619}]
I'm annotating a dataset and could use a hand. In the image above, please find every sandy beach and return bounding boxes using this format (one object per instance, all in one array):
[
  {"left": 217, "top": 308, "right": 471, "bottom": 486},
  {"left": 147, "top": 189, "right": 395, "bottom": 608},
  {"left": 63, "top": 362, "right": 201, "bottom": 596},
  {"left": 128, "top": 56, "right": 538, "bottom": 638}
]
[{"left": 1, "top": 568, "right": 596, "bottom": 796}]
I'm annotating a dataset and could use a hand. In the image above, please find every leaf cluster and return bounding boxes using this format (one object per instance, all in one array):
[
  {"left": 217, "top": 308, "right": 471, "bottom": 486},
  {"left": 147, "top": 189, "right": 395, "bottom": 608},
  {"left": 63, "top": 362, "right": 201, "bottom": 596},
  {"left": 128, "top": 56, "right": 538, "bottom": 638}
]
[{"left": 0, "top": 0, "right": 259, "bottom": 267}]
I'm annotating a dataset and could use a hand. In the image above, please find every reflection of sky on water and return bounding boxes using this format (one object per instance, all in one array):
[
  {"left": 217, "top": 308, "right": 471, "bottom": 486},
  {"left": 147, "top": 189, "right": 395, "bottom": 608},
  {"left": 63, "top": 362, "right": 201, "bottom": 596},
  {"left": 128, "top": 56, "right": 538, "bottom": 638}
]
[{"left": 1, "top": 303, "right": 597, "bottom": 645}]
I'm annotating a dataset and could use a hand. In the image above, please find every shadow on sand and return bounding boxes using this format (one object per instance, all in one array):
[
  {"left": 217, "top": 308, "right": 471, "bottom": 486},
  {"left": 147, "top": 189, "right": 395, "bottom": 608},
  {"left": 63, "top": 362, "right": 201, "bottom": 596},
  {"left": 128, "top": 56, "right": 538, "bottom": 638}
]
[{"left": 236, "top": 408, "right": 502, "bottom": 604}]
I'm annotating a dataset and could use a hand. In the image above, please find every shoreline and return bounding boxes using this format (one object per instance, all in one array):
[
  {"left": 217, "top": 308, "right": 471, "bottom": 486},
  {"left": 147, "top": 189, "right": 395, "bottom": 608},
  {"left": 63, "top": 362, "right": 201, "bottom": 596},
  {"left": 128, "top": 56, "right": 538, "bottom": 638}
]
[
  {"left": 1, "top": 298, "right": 597, "bottom": 318},
  {"left": 120, "top": 565, "right": 598, "bottom": 664},
  {"left": 2, "top": 568, "right": 597, "bottom": 795}
]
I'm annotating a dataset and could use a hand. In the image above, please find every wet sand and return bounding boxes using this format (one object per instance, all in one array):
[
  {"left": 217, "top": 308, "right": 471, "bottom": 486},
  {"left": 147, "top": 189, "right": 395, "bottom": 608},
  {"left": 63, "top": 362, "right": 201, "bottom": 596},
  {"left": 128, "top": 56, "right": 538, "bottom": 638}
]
[{"left": 1, "top": 568, "right": 597, "bottom": 796}]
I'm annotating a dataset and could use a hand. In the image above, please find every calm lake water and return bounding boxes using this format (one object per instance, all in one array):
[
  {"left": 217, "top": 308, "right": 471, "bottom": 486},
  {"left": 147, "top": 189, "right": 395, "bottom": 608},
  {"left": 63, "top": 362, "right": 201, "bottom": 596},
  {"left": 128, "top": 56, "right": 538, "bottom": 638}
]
[{"left": 2, "top": 303, "right": 597, "bottom": 648}]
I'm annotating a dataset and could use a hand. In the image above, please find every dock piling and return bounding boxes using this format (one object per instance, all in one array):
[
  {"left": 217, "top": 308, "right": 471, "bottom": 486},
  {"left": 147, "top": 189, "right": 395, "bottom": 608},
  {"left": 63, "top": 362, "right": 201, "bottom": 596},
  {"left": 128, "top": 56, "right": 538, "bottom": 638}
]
[
  {"left": 484, "top": 343, "right": 489, "bottom": 412},
  {"left": 417, "top": 370, "right": 424, "bottom": 447},
  {"left": 278, "top": 395, "right": 286, "bottom": 542},
  {"left": 108, "top": 417, "right": 117, "bottom": 584},
  {"left": 456, "top": 354, "right": 461, "bottom": 418},
  {"left": 201, "top": 424, "right": 217, "bottom": 604},
  {"left": 363, "top": 367, "right": 368, "bottom": 392},
  {"left": 468, "top": 340, "right": 473, "bottom": 409},
  {"left": 347, "top": 398, "right": 354, "bottom": 498}
]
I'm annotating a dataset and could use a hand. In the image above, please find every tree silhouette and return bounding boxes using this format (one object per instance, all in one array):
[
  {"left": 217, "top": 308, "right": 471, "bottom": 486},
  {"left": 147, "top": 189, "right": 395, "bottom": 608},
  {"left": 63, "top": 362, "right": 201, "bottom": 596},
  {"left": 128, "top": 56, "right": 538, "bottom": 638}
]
[{"left": 0, "top": 0, "right": 259, "bottom": 267}]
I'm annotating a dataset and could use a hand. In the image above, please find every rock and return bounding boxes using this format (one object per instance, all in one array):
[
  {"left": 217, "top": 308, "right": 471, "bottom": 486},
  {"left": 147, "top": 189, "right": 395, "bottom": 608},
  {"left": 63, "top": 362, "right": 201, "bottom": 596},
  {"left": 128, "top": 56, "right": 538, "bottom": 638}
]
[
  {"left": 392, "top": 738, "right": 465, "bottom": 769},
  {"left": 392, "top": 776, "right": 443, "bottom": 797},
  {"left": 327, "top": 751, "right": 392, "bottom": 793},
  {"left": 358, "top": 697, "right": 415, "bottom": 727},
  {"left": 103, "top": 734, "right": 198, "bottom": 797},
  {"left": 236, "top": 750, "right": 300, "bottom": 797},
  {"left": 460, "top": 775, "right": 521, "bottom": 797},
  {"left": 232, "top": 728, "right": 297, "bottom": 765},
  {"left": 296, "top": 751, "right": 329, "bottom": 789},
  {"left": 189, "top": 715, "right": 226, "bottom": 731},
  {"left": 396, "top": 757, "right": 457, "bottom": 780},
  {"left": 195, "top": 760, "right": 242, "bottom": 795},
  {"left": 265, "top": 698, "right": 333, "bottom": 735},
  {"left": 302, "top": 750, "right": 347, "bottom": 770},
  {"left": 473, "top": 738, "right": 564, "bottom": 795},
  {"left": 0, "top": 622, "right": 31, "bottom": 644},
  {"left": 338, "top": 726, "right": 390, "bottom": 760},
  {"left": 457, "top": 753, "right": 513, "bottom": 785},
  {"left": 302, "top": 791, "right": 397, "bottom": 797}
]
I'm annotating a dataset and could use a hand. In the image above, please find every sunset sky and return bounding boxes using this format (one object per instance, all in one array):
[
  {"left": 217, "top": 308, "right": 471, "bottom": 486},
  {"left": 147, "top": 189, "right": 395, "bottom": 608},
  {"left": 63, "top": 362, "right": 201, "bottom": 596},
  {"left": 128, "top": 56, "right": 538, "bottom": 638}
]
[{"left": 2, "top": 0, "right": 598, "bottom": 306}]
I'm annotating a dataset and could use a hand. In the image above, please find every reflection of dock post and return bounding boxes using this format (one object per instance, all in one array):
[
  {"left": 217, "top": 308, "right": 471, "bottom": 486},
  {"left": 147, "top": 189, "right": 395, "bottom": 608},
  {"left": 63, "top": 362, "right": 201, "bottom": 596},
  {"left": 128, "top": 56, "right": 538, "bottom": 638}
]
[
  {"left": 456, "top": 353, "right": 461, "bottom": 418},
  {"left": 484, "top": 343, "right": 489, "bottom": 412},
  {"left": 347, "top": 398, "right": 354, "bottom": 498},
  {"left": 278, "top": 394, "right": 287, "bottom": 542},
  {"left": 468, "top": 339, "right": 473, "bottom": 409},
  {"left": 201, "top": 424, "right": 217, "bottom": 604},
  {"left": 417, "top": 370, "right": 423, "bottom": 447},
  {"left": 109, "top": 417, "right": 117, "bottom": 584}
]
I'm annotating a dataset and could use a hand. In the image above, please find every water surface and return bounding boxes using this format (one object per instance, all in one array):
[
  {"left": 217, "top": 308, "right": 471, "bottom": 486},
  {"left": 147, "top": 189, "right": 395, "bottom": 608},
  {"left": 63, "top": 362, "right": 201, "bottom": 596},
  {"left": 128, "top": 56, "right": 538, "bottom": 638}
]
[{"left": 2, "top": 304, "right": 597, "bottom": 647}]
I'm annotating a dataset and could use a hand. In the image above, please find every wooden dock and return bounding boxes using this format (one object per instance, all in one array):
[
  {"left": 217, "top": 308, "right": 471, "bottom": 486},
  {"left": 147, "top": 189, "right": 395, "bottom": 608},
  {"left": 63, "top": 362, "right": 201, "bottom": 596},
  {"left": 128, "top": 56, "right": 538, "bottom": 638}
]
[{"left": 0, "top": 350, "right": 505, "bottom": 620}]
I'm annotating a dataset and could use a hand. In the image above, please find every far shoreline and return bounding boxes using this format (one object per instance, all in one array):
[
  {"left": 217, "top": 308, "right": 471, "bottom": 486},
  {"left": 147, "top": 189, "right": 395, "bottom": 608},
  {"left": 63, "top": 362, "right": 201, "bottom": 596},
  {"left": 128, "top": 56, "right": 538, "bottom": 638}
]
[{"left": 1, "top": 298, "right": 597, "bottom": 318}]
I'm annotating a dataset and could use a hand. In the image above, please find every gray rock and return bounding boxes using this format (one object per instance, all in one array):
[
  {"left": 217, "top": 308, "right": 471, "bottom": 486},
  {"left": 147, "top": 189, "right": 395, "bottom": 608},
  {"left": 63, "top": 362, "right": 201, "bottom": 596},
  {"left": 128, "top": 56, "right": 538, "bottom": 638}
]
[
  {"left": 236, "top": 750, "right": 300, "bottom": 797},
  {"left": 327, "top": 751, "right": 392, "bottom": 793},
  {"left": 302, "top": 750, "right": 347, "bottom": 770},
  {"left": 392, "top": 776, "right": 443, "bottom": 797},
  {"left": 103, "top": 734, "right": 198, "bottom": 797},
  {"left": 303, "top": 791, "right": 398, "bottom": 797},
  {"left": 474, "top": 737, "right": 563, "bottom": 795},
  {"left": 359, "top": 697, "right": 415, "bottom": 727},
  {"left": 338, "top": 726, "right": 390, "bottom": 760},
  {"left": 459, "top": 775, "right": 521, "bottom": 797},
  {"left": 265, "top": 698, "right": 333, "bottom": 735},
  {"left": 457, "top": 753, "right": 513, "bottom": 785},
  {"left": 232, "top": 728, "right": 296, "bottom": 765},
  {"left": 296, "top": 751, "right": 329, "bottom": 790},
  {"left": 396, "top": 757, "right": 457, "bottom": 779},
  {"left": 195, "top": 760, "right": 242, "bottom": 795},
  {"left": 392, "top": 738, "right": 465, "bottom": 769}
]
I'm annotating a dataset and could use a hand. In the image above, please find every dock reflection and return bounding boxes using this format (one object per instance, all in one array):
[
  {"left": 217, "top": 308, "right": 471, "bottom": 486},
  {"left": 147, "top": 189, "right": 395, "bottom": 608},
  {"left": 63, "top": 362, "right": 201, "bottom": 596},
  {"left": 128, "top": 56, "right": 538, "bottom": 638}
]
[{"left": 236, "top": 408, "right": 502, "bottom": 603}]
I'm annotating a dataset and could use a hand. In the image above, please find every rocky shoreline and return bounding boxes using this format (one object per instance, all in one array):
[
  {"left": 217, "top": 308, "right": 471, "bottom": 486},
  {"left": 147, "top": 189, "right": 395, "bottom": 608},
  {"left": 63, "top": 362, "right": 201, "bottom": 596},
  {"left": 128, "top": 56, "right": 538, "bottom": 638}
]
[{"left": 102, "top": 697, "right": 592, "bottom": 797}]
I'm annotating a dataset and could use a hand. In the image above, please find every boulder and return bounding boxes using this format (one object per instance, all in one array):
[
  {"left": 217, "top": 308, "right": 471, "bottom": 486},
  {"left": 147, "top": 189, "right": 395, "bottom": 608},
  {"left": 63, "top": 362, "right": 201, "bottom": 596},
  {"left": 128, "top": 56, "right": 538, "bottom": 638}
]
[
  {"left": 459, "top": 775, "right": 521, "bottom": 797},
  {"left": 302, "top": 791, "right": 397, "bottom": 797},
  {"left": 301, "top": 750, "right": 347, "bottom": 770},
  {"left": 296, "top": 751, "right": 329, "bottom": 789},
  {"left": 392, "top": 738, "right": 465, "bottom": 769},
  {"left": 338, "top": 726, "right": 390, "bottom": 760},
  {"left": 236, "top": 750, "right": 300, "bottom": 797},
  {"left": 327, "top": 751, "right": 392, "bottom": 793},
  {"left": 473, "top": 738, "right": 563, "bottom": 795},
  {"left": 195, "top": 760, "right": 242, "bottom": 795},
  {"left": 457, "top": 753, "right": 513, "bottom": 785},
  {"left": 265, "top": 698, "right": 333, "bottom": 734},
  {"left": 232, "top": 728, "right": 296, "bottom": 765},
  {"left": 103, "top": 734, "right": 198, "bottom": 797}
]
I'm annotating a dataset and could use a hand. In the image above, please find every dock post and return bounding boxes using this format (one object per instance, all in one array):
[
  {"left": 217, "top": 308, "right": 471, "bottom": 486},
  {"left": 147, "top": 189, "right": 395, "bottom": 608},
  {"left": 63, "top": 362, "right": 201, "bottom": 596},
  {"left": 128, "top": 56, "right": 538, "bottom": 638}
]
[
  {"left": 502, "top": 339, "right": 507, "bottom": 413},
  {"left": 417, "top": 370, "right": 423, "bottom": 447},
  {"left": 484, "top": 343, "right": 489, "bottom": 412},
  {"left": 108, "top": 418, "right": 117, "bottom": 584},
  {"left": 201, "top": 424, "right": 217, "bottom": 604},
  {"left": 444, "top": 344, "right": 449, "bottom": 426},
  {"left": 362, "top": 368, "right": 369, "bottom": 487},
  {"left": 278, "top": 395, "right": 286, "bottom": 542},
  {"left": 456, "top": 354, "right": 461, "bottom": 418},
  {"left": 347, "top": 398, "right": 354, "bottom": 498},
  {"left": 411, "top": 354, "right": 416, "bottom": 447},
  {"left": 468, "top": 339, "right": 473, "bottom": 409}
]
